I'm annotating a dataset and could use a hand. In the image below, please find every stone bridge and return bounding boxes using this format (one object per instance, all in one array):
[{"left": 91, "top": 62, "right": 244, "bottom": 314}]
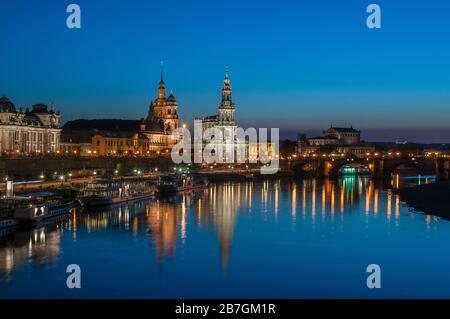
[{"left": 290, "top": 155, "right": 449, "bottom": 180}]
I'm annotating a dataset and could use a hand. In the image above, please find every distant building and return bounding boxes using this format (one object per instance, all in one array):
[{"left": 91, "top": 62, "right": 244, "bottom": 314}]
[
  {"left": 0, "top": 95, "right": 61, "bottom": 155},
  {"left": 298, "top": 126, "right": 374, "bottom": 158}
]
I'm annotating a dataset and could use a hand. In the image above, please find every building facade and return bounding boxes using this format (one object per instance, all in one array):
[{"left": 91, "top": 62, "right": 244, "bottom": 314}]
[
  {"left": 0, "top": 96, "right": 61, "bottom": 155},
  {"left": 298, "top": 126, "right": 374, "bottom": 158},
  {"left": 197, "top": 68, "right": 275, "bottom": 164},
  {"left": 140, "top": 68, "right": 180, "bottom": 153},
  {"left": 198, "top": 68, "right": 238, "bottom": 162}
]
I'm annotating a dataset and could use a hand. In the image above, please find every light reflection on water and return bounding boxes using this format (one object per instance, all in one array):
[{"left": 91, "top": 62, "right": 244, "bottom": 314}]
[{"left": 0, "top": 175, "right": 447, "bottom": 298}]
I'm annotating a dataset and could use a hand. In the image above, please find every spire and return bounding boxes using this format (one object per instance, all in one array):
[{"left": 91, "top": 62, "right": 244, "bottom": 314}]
[
  {"left": 219, "top": 66, "right": 234, "bottom": 112},
  {"left": 160, "top": 60, "right": 164, "bottom": 83},
  {"left": 157, "top": 61, "right": 166, "bottom": 101},
  {"left": 50, "top": 101, "right": 55, "bottom": 113},
  {"left": 224, "top": 66, "right": 230, "bottom": 86},
  {"left": 222, "top": 66, "right": 231, "bottom": 91}
]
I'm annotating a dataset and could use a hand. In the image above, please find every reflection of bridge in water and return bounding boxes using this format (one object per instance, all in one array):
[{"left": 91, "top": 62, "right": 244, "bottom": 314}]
[{"left": 290, "top": 155, "right": 449, "bottom": 180}]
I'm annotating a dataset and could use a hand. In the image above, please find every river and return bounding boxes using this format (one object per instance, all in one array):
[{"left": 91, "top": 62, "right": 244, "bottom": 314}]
[{"left": 1, "top": 175, "right": 449, "bottom": 298}]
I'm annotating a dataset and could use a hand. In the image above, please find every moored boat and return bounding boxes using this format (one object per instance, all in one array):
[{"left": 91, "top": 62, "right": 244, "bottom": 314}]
[
  {"left": 1, "top": 192, "right": 73, "bottom": 225},
  {"left": 77, "top": 177, "right": 156, "bottom": 208},
  {"left": 157, "top": 174, "right": 208, "bottom": 194}
]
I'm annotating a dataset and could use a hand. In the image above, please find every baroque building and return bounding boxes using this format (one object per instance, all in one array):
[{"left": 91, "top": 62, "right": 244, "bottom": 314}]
[
  {"left": 198, "top": 68, "right": 240, "bottom": 162},
  {"left": 0, "top": 95, "right": 61, "bottom": 155},
  {"left": 61, "top": 68, "right": 180, "bottom": 157},
  {"left": 197, "top": 68, "right": 275, "bottom": 164},
  {"left": 298, "top": 126, "right": 374, "bottom": 158},
  {"left": 140, "top": 67, "right": 180, "bottom": 152}
]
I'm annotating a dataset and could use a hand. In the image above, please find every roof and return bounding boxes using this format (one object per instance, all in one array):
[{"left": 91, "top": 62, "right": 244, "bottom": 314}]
[
  {"left": 327, "top": 126, "right": 360, "bottom": 133},
  {"left": 0, "top": 95, "right": 16, "bottom": 112},
  {"left": 61, "top": 130, "right": 94, "bottom": 143},
  {"left": 309, "top": 136, "right": 338, "bottom": 140},
  {"left": 166, "top": 93, "right": 177, "bottom": 103},
  {"left": 30, "top": 104, "right": 50, "bottom": 113},
  {"left": 92, "top": 131, "right": 136, "bottom": 138},
  {"left": 142, "top": 120, "right": 165, "bottom": 133},
  {"left": 63, "top": 119, "right": 141, "bottom": 132}
]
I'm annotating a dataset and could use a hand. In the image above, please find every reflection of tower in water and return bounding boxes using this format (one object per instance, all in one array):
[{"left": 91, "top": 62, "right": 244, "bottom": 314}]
[
  {"left": 145, "top": 199, "right": 181, "bottom": 262},
  {"left": 199, "top": 182, "right": 241, "bottom": 270}
]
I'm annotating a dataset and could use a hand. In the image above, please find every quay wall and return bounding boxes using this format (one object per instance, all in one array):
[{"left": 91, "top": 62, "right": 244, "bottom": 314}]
[{"left": 0, "top": 157, "right": 173, "bottom": 180}]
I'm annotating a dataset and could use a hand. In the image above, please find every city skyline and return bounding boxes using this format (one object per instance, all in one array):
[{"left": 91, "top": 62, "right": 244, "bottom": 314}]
[{"left": 1, "top": 0, "right": 450, "bottom": 142}]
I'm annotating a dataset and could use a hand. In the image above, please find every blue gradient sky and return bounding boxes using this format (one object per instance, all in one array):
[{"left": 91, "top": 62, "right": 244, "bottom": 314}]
[{"left": 1, "top": 0, "right": 449, "bottom": 142}]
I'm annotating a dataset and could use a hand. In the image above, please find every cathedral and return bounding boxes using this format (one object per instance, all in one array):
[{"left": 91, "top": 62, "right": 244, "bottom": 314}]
[
  {"left": 140, "top": 67, "right": 180, "bottom": 151},
  {"left": 88, "top": 68, "right": 181, "bottom": 157},
  {"left": 197, "top": 68, "right": 276, "bottom": 164},
  {"left": 199, "top": 68, "right": 239, "bottom": 162},
  {"left": 0, "top": 95, "right": 61, "bottom": 155},
  {"left": 144, "top": 68, "right": 179, "bottom": 134}
]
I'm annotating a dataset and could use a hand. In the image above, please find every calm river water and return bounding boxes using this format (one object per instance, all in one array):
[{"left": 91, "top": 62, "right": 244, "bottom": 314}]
[{"left": 1, "top": 175, "right": 449, "bottom": 298}]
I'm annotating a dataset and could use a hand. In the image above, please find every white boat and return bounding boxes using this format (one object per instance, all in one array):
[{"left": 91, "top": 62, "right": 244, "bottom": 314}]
[
  {"left": 2, "top": 192, "right": 73, "bottom": 224},
  {"left": 77, "top": 178, "right": 156, "bottom": 208}
]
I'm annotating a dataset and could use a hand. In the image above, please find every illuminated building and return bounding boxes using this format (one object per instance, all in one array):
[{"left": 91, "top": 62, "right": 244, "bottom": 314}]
[
  {"left": 197, "top": 68, "right": 275, "bottom": 163},
  {"left": 298, "top": 126, "right": 374, "bottom": 158},
  {"left": 60, "top": 68, "right": 180, "bottom": 157},
  {"left": 197, "top": 67, "right": 239, "bottom": 162},
  {"left": 91, "top": 132, "right": 153, "bottom": 156},
  {"left": 0, "top": 96, "right": 61, "bottom": 155}
]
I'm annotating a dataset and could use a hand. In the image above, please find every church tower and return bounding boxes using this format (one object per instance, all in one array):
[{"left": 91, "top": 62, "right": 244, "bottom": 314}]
[
  {"left": 218, "top": 67, "right": 235, "bottom": 123},
  {"left": 147, "top": 63, "right": 179, "bottom": 133}
]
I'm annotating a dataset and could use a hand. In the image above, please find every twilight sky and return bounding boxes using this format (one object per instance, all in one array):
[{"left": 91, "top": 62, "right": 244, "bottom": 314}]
[{"left": 1, "top": 0, "right": 450, "bottom": 142}]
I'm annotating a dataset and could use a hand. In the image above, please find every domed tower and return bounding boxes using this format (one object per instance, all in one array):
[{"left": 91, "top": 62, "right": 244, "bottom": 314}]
[
  {"left": 164, "top": 90, "right": 179, "bottom": 132},
  {"left": 218, "top": 67, "right": 235, "bottom": 123},
  {"left": 146, "top": 64, "right": 179, "bottom": 133},
  {"left": 0, "top": 95, "right": 17, "bottom": 113}
]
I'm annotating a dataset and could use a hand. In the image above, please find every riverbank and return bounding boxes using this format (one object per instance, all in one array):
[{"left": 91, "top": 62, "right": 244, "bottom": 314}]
[{"left": 396, "top": 181, "right": 450, "bottom": 219}]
